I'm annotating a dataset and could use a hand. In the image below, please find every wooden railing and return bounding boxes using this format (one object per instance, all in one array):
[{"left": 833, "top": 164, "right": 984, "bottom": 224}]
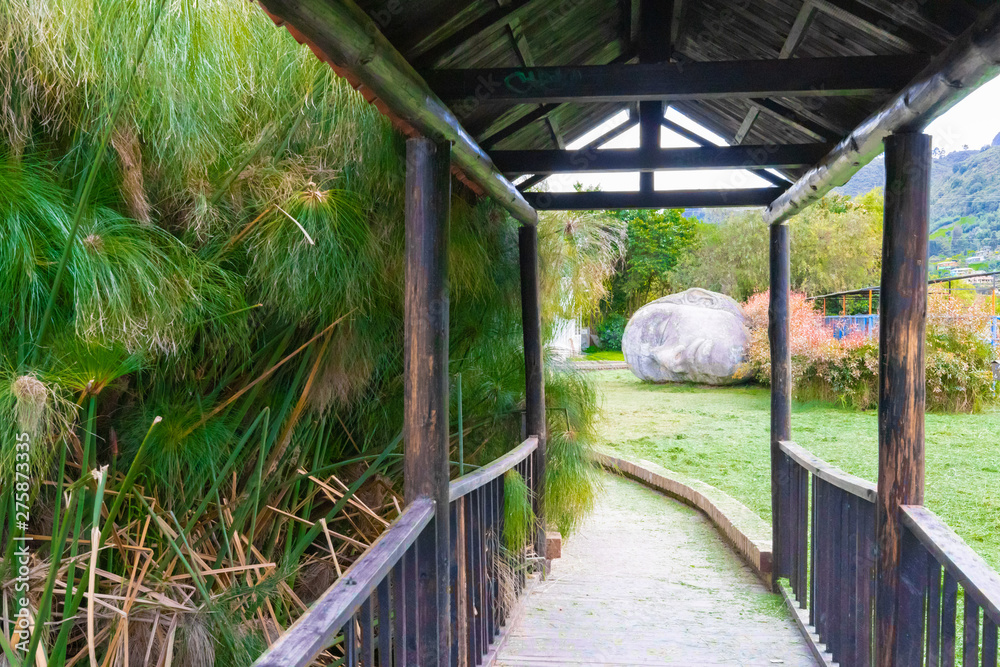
[
  {"left": 254, "top": 436, "right": 539, "bottom": 666},
  {"left": 777, "top": 441, "right": 1000, "bottom": 667},
  {"left": 896, "top": 506, "right": 1000, "bottom": 666},
  {"left": 776, "top": 440, "right": 878, "bottom": 666}
]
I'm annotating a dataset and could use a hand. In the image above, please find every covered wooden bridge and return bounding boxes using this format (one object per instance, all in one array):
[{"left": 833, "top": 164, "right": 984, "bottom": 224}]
[{"left": 249, "top": 0, "right": 1000, "bottom": 665}]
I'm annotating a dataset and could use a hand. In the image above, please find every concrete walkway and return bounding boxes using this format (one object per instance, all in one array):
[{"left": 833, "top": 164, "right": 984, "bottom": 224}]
[{"left": 495, "top": 474, "right": 818, "bottom": 666}]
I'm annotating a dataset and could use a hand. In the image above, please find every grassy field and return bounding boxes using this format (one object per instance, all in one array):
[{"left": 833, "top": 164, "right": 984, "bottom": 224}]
[
  {"left": 572, "top": 349, "right": 626, "bottom": 361},
  {"left": 593, "top": 370, "right": 1000, "bottom": 570}
]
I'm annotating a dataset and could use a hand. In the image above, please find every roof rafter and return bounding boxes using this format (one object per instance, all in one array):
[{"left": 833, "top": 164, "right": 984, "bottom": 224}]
[
  {"left": 493, "top": 143, "right": 833, "bottom": 175},
  {"left": 423, "top": 55, "right": 931, "bottom": 105},
  {"left": 524, "top": 188, "right": 787, "bottom": 210}
]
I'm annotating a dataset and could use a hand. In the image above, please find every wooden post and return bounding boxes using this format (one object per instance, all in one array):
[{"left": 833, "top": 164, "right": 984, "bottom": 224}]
[
  {"left": 869, "top": 289, "right": 873, "bottom": 315},
  {"left": 875, "top": 132, "right": 930, "bottom": 667},
  {"left": 404, "top": 136, "right": 452, "bottom": 666},
  {"left": 769, "top": 221, "right": 791, "bottom": 591},
  {"left": 519, "top": 225, "right": 547, "bottom": 556}
]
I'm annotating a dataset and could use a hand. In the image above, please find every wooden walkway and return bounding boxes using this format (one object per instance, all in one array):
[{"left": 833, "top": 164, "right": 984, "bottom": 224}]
[{"left": 496, "top": 473, "right": 818, "bottom": 666}]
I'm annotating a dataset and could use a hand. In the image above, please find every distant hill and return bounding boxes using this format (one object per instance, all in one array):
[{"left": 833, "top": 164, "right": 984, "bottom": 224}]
[
  {"left": 687, "top": 138, "right": 1000, "bottom": 255},
  {"left": 835, "top": 142, "right": 1000, "bottom": 257}
]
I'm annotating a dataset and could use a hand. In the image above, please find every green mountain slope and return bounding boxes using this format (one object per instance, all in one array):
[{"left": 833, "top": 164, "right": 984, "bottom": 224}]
[{"left": 837, "top": 137, "right": 1000, "bottom": 255}]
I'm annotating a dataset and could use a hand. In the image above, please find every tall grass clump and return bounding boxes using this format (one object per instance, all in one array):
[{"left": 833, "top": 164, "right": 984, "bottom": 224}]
[{"left": 0, "top": 0, "right": 603, "bottom": 663}]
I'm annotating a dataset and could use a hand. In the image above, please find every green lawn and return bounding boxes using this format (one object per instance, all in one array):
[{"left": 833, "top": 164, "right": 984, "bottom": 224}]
[
  {"left": 593, "top": 370, "right": 1000, "bottom": 570},
  {"left": 572, "top": 349, "right": 625, "bottom": 362}
]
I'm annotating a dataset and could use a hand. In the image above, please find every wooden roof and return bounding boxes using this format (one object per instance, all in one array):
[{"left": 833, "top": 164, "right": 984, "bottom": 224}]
[
  {"left": 358, "top": 0, "right": 979, "bottom": 171},
  {"left": 257, "top": 0, "right": 998, "bottom": 216}
]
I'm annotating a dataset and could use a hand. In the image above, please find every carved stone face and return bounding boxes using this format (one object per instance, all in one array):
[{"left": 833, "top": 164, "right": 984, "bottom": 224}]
[{"left": 622, "top": 288, "right": 751, "bottom": 385}]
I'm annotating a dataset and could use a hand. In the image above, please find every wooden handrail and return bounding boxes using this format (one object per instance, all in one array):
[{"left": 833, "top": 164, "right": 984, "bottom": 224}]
[
  {"left": 778, "top": 440, "right": 877, "bottom": 502},
  {"left": 449, "top": 436, "right": 538, "bottom": 502},
  {"left": 253, "top": 497, "right": 435, "bottom": 667},
  {"left": 901, "top": 505, "right": 1000, "bottom": 623}
]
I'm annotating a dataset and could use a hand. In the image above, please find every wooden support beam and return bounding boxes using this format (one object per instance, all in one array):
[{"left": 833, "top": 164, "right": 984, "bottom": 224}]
[
  {"left": 411, "top": 0, "right": 540, "bottom": 68},
  {"left": 480, "top": 105, "right": 558, "bottom": 149},
  {"left": 638, "top": 101, "right": 662, "bottom": 193},
  {"left": 809, "top": 0, "right": 946, "bottom": 52},
  {"left": 637, "top": 0, "right": 672, "bottom": 193},
  {"left": 259, "top": 0, "right": 536, "bottom": 225},
  {"left": 423, "top": 55, "right": 929, "bottom": 105},
  {"left": 750, "top": 99, "right": 840, "bottom": 142},
  {"left": 517, "top": 116, "right": 637, "bottom": 192},
  {"left": 875, "top": 132, "right": 931, "bottom": 667},
  {"left": 769, "top": 221, "right": 791, "bottom": 592},
  {"left": 518, "top": 225, "right": 547, "bottom": 556},
  {"left": 660, "top": 116, "right": 792, "bottom": 187},
  {"left": 735, "top": 0, "right": 816, "bottom": 145},
  {"left": 524, "top": 187, "right": 786, "bottom": 210},
  {"left": 493, "top": 143, "right": 832, "bottom": 174},
  {"left": 404, "top": 136, "right": 452, "bottom": 665}
]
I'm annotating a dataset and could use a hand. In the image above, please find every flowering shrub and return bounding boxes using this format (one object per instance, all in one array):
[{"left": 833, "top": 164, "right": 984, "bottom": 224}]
[{"left": 743, "top": 291, "right": 996, "bottom": 412}]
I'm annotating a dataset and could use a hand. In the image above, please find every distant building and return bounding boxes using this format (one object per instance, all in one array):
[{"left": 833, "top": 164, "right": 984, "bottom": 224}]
[
  {"left": 936, "top": 260, "right": 959, "bottom": 269},
  {"left": 968, "top": 254, "right": 988, "bottom": 263},
  {"left": 968, "top": 275, "right": 994, "bottom": 286},
  {"left": 950, "top": 267, "right": 975, "bottom": 277}
]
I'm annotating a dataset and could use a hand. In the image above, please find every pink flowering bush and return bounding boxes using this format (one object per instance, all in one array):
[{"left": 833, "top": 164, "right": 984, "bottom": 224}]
[{"left": 743, "top": 291, "right": 996, "bottom": 412}]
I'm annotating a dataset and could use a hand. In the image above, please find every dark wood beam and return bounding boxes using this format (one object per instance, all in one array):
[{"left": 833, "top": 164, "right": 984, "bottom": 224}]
[
  {"left": 411, "top": 0, "right": 539, "bottom": 69},
  {"left": 875, "top": 132, "right": 930, "bottom": 667},
  {"left": 424, "top": 55, "right": 930, "bottom": 105},
  {"left": 660, "top": 116, "right": 792, "bottom": 187},
  {"left": 637, "top": 1, "right": 672, "bottom": 193},
  {"left": 524, "top": 187, "right": 786, "bottom": 210},
  {"left": 479, "top": 105, "right": 558, "bottom": 149},
  {"left": 403, "top": 137, "right": 453, "bottom": 663},
  {"left": 639, "top": 0, "right": 675, "bottom": 62},
  {"left": 494, "top": 143, "right": 832, "bottom": 174},
  {"left": 751, "top": 99, "right": 840, "bottom": 142},
  {"left": 810, "top": 0, "right": 947, "bottom": 52},
  {"left": 768, "top": 221, "right": 791, "bottom": 593},
  {"left": 735, "top": 1, "right": 816, "bottom": 145},
  {"left": 518, "top": 225, "right": 547, "bottom": 556},
  {"left": 475, "top": 50, "right": 637, "bottom": 148},
  {"left": 517, "top": 117, "right": 637, "bottom": 192}
]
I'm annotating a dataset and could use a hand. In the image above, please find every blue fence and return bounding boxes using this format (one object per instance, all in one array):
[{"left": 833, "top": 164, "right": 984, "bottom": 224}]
[
  {"left": 824, "top": 315, "right": 879, "bottom": 339},
  {"left": 825, "top": 315, "right": 1000, "bottom": 345}
]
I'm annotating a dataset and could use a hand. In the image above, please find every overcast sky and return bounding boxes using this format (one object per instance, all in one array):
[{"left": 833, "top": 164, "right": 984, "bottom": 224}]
[{"left": 533, "top": 75, "right": 1000, "bottom": 195}]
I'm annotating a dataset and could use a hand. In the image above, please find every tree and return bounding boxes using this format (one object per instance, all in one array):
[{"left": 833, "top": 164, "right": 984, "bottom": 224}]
[
  {"left": 605, "top": 208, "right": 698, "bottom": 315},
  {"left": 668, "top": 190, "right": 884, "bottom": 301}
]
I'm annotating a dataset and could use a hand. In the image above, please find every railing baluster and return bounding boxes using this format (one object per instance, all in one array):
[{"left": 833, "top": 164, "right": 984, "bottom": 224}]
[
  {"left": 392, "top": 561, "right": 406, "bottom": 667},
  {"left": 833, "top": 485, "right": 845, "bottom": 661},
  {"left": 377, "top": 578, "right": 392, "bottom": 666},
  {"left": 810, "top": 470, "right": 818, "bottom": 629},
  {"left": 943, "top": 571, "right": 958, "bottom": 667},
  {"left": 984, "top": 617, "right": 998, "bottom": 667},
  {"left": 361, "top": 598, "right": 375, "bottom": 667},
  {"left": 405, "top": 543, "right": 419, "bottom": 665},
  {"left": 450, "top": 500, "right": 461, "bottom": 667},
  {"left": 465, "top": 492, "right": 479, "bottom": 665},
  {"left": 345, "top": 617, "right": 357, "bottom": 667},
  {"left": 928, "top": 560, "right": 942, "bottom": 667},
  {"left": 844, "top": 491, "right": 858, "bottom": 667},
  {"left": 964, "top": 598, "right": 980, "bottom": 667},
  {"left": 790, "top": 454, "right": 800, "bottom": 595},
  {"left": 797, "top": 463, "right": 808, "bottom": 608},
  {"left": 484, "top": 479, "right": 495, "bottom": 643},
  {"left": 817, "top": 479, "right": 829, "bottom": 644},
  {"left": 896, "top": 528, "right": 928, "bottom": 664},
  {"left": 476, "top": 485, "right": 487, "bottom": 661}
]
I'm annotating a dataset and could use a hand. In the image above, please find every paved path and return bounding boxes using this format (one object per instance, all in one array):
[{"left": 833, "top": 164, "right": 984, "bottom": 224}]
[{"left": 496, "top": 474, "right": 818, "bottom": 666}]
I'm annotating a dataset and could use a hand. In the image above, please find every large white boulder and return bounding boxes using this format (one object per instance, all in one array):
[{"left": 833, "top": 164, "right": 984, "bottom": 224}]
[{"left": 622, "top": 288, "right": 751, "bottom": 385}]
